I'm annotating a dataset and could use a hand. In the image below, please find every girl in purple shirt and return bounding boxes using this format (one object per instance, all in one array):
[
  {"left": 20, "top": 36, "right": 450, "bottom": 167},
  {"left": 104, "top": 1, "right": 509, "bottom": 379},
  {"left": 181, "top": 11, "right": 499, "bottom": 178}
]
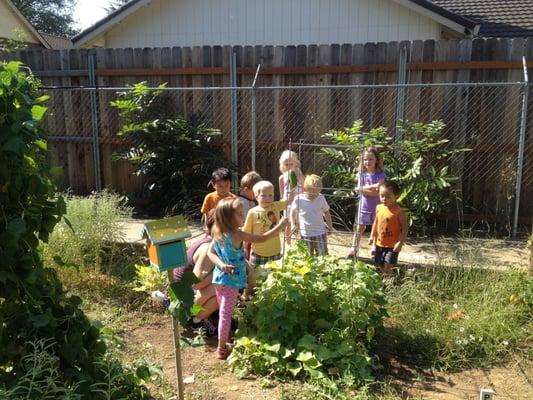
[{"left": 348, "top": 148, "right": 386, "bottom": 258}]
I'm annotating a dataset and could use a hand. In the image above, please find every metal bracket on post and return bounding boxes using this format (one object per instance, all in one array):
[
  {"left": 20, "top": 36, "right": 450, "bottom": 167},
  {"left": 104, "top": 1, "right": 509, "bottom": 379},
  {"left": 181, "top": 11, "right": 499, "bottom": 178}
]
[
  {"left": 251, "top": 63, "right": 261, "bottom": 170},
  {"left": 229, "top": 52, "right": 239, "bottom": 192},
  {"left": 513, "top": 56, "right": 529, "bottom": 238},
  {"left": 88, "top": 53, "right": 102, "bottom": 191}
]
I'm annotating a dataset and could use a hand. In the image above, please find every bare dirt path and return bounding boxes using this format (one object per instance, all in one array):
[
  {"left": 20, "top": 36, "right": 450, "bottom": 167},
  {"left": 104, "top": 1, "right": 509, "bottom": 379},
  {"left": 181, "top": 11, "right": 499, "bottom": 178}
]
[{"left": 124, "top": 316, "right": 533, "bottom": 400}]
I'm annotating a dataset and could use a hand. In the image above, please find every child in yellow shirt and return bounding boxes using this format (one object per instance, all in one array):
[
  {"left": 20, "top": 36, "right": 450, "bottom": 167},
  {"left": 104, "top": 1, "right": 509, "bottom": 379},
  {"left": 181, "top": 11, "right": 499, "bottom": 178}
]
[{"left": 243, "top": 180, "right": 287, "bottom": 268}]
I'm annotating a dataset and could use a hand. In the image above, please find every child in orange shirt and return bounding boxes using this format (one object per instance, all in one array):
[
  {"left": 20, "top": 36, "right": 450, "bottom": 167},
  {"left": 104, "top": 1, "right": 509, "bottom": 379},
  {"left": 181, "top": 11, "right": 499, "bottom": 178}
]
[
  {"left": 369, "top": 181, "right": 408, "bottom": 276},
  {"left": 201, "top": 168, "right": 235, "bottom": 222}
]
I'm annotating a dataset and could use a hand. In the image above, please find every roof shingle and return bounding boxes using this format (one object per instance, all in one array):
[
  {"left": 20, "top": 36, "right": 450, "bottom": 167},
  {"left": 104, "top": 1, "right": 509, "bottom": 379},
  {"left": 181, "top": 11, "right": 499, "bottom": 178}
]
[{"left": 431, "top": 0, "right": 533, "bottom": 37}]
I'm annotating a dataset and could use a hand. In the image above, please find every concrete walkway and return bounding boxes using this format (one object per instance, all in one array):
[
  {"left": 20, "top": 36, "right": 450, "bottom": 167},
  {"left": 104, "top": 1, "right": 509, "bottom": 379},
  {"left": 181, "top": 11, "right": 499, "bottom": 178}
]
[{"left": 121, "top": 218, "right": 528, "bottom": 268}]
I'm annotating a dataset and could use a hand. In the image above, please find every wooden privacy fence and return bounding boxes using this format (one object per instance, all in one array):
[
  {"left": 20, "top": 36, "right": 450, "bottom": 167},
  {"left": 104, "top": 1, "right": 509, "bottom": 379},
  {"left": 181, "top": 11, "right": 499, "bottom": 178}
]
[{"left": 1, "top": 37, "right": 532, "bottom": 232}]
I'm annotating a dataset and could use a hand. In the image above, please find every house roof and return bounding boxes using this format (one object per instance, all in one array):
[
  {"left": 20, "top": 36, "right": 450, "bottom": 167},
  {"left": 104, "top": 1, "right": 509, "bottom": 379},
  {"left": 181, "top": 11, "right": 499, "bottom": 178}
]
[
  {"left": 40, "top": 33, "right": 73, "bottom": 49},
  {"left": 3, "top": 0, "right": 51, "bottom": 48},
  {"left": 73, "top": 0, "right": 478, "bottom": 47},
  {"left": 431, "top": 0, "right": 533, "bottom": 37}
]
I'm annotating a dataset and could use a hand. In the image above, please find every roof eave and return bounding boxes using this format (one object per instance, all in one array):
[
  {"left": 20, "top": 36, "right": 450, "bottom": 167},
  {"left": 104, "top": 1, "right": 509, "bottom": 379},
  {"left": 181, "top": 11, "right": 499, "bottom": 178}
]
[
  {"left": 5, "top": 0, "right": 51, "bottom": 49},
  {"left": 72, "top": 0, "right": 150, "bottom": 48},
  {"left": 393, "top": 0, "right": 478, "bottom": 34}
]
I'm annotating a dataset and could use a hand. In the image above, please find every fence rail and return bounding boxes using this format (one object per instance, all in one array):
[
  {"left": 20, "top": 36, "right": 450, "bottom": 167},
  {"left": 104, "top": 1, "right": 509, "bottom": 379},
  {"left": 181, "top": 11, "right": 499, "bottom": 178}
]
[
  {"left": 38, "top": 80, "right": 532, "bottom": 236},
  {"left": 3, "top": 37, "right": 532, "bottom": 234}
]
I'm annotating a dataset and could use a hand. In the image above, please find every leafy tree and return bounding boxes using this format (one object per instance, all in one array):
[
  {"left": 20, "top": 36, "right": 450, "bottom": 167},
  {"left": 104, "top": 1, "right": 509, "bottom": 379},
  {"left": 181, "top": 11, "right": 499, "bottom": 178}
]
[
  {"left": 321, "top": 120, "right": 470, "bottom": 233},
  {"left": 111, "top": 82, "right": 232, "bottom": 216},
  {"left": 0, "top": 29, "right": 27, "bottom": 52},
  {"left": 105, "top": 0, "right": 131, "bottom": 14},
  {"left": 0, "top": 61, "right": 149, "bottom": 398},
  {"left": 11, "top": 0, "right": 78, "bottom": 37}
]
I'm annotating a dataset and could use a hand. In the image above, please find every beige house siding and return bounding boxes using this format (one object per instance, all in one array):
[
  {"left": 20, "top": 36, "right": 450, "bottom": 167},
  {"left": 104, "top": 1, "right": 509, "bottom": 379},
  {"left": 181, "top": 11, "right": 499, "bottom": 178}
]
[
  {"left": 89, "top": 0, "right": 443, "bottom": 48},
  {"left": 0, "top": 0, "right": 41, "bottom": 44}
]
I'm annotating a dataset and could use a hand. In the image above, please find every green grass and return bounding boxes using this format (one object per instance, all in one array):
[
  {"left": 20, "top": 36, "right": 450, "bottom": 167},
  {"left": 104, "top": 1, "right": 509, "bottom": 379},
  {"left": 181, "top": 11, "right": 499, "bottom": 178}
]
[{"left": 382, "top": 265, "right": 532, "bottom": 371}]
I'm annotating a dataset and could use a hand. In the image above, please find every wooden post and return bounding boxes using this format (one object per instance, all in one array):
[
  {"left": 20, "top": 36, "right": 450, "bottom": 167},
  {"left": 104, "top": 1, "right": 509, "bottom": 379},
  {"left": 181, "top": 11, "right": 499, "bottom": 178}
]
[
  {"left": 527, "top": 234, "right": 533, "bottom": 276},
  {"left": 167, "top": 270, "right": 185, "bottom": 400}
]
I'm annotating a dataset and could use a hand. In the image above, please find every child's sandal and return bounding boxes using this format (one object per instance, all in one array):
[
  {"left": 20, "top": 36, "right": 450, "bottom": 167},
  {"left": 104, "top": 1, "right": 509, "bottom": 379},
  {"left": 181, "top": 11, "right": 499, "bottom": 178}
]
[{"left": 216, "top": 346, "right": 230, "bottom": 360}]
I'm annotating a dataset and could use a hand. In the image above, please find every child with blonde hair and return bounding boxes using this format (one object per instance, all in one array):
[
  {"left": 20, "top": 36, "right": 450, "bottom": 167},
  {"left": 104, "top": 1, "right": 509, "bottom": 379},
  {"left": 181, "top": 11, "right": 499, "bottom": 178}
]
[
  {"left": 243, "top": 180, "right": 287, "bottom": 267},
  {"left": 208, "top": 197, "right": 286, "bottom": 359},
  {"left": 278, "top": 150, "right": 304, "bottom": 202},
  {"left": 237, "top": 171, "right": 262, "bottom": 216},
  {"left": 348, "top": 148, "right": 386, "bottom": 258},
  {"left": 278, "top": 150, "right": 304, "bottom": 243},
  {"left": 290, "top": 174, "right": 333, "bottom": 256}
]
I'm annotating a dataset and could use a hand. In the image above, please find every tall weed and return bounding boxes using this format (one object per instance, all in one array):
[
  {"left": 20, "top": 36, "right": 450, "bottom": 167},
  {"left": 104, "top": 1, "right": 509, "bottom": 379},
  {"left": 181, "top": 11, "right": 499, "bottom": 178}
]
[
  {"left": 0, "top": 339, "right": 82, "bottom": 399},
  {"left": 384, "top": 264, "right": 532, "bottom": 370},
  {"left": 43, "top": 191, "right": 132, "bottom": 272}
]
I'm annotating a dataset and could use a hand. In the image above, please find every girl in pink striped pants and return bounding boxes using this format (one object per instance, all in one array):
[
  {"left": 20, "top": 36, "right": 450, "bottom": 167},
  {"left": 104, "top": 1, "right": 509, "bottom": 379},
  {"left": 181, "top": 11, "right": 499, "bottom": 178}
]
[{"left": 208, "top": 197, "right": 287, "bottom": 359}]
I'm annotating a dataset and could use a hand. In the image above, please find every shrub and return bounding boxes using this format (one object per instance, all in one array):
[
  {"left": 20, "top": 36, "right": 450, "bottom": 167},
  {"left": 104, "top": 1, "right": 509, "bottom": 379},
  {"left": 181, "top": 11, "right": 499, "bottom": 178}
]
[
  {"left": 321, "top": 120, "right": 469, "bottom": 232},
  {"left": 229, "top": 243, "right": 387, "bottom": 388},
  {"left": 0, "top": 61, "right": 149, "bottom": 398},
  {"left": 43, "top": 191, "right": 132, "bottom": 272},
  {"left": 111, "top": 82, "right": 231, "bottom": 216}
]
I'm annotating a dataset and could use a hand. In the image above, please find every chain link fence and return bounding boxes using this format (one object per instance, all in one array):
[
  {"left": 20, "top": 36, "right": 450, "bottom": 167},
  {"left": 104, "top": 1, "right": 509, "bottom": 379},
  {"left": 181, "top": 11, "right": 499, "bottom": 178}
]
[{"left": 40, "top": 82, "right": 531, "bottom": 236}]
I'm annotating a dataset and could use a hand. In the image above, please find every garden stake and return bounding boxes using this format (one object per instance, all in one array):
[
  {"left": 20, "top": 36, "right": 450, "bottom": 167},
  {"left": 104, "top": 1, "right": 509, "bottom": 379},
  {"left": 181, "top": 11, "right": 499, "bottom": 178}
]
[
  {"left": 167, "top": 269, "right": 185, "bottom": 400},
  {"left": 141, "top": 217, "right": 191, "bottom": 400},
  {"left": 350, "top": 147, "right": 366, "bottom": 263}
]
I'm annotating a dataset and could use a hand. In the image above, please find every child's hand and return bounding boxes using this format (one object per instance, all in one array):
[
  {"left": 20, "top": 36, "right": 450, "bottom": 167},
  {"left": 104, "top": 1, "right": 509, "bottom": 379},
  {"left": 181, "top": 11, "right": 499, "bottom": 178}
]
[
  {"left": 220, "top": 264, "right": 234, "bottom": 274},
  {"left": 368, "top": 237, "right": 374, "bottom": 245},
  {"left": 393, "top": 242, "right": 403, "bottom": 253},
  {"left": 278, "top": 217, "right": 288, "bottom": 228}
]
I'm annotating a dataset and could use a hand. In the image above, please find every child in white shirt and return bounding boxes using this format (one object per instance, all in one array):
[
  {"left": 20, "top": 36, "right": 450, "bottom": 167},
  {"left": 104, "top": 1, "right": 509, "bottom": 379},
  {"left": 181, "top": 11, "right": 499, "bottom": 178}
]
[{"left": 290, "top": 174, "right": 333, "bottom": 256}]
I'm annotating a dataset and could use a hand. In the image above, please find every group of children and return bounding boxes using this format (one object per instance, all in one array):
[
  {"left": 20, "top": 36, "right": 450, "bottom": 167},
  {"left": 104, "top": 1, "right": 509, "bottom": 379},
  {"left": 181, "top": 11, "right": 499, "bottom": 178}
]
[{"left": 199, "top": 148, "right": 407, "bottom": 359}]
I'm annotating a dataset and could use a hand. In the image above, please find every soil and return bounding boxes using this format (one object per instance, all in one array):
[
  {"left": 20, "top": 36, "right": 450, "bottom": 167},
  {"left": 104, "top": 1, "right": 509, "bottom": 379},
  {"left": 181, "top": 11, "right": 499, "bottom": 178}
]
[
  {"left": 124, "top": 314, "right": 533, "bottom": 400},
  {"left": 121, "top": 218, "right": 531, "bottom": 399}
]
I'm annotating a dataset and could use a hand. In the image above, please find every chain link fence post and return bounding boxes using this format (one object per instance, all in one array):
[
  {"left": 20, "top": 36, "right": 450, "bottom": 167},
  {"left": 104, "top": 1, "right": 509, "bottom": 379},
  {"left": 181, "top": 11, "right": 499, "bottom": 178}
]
[
  {"left": 229, "top": 52, "right": 239, "bottom": 191},
  {"left": 88, "top": 53, "right": 102, "bottom": 191},
  {"left": 251, "top": 64, "right": 261, "bottom": 170},
  {"left": 513, "top": 57, "right": 529, "bottom": 238}
]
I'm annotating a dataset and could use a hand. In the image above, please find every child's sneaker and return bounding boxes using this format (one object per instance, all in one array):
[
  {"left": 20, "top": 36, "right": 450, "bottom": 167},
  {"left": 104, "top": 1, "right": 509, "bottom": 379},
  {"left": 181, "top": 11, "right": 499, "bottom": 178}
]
[
  {"left": 216, "top": 346, "right": 230, "bottom": 360},
  {"left": 202, "top": 317, "right": 218, "bottom": 337},
  {"left": 347, "top": 247, "right": 357, "bottom": 259}
]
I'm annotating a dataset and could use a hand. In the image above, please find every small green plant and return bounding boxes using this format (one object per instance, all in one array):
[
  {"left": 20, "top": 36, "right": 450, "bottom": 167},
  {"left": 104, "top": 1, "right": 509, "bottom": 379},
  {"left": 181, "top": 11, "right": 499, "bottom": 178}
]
[
  {"left": 0, "top": 339, "right": 82, "bottom": 399},
  {"left": 384, "top": 265, "right": 532, "bottom": 370},
  {"left": 229, "top": 243, "right": 387, "bottom": 389},
  {"left": 133, "top": 263, "right": 168, "bottom": 293},
  {"left": 111, "top": 82, "right": 231, "bottom": 216},
  {"left": 321, "top": 120, "right": 469, "bottom": 232},
  {"left": 43, "top": 190, "right": 132, "bottom": 272}
]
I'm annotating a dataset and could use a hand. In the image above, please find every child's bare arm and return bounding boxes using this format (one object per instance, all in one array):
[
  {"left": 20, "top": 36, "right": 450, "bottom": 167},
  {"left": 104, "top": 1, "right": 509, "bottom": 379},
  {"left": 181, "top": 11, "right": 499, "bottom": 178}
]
[
  {"left": 393, "top": 210, "right": 408, "bottom": 253},
  {"left": 278, "top": 175, "right": 285, "bottom": 200},
  {"left": 290, "top": 206, "right": 298, "bottom": 231},
  {"left": 369, "top": 218, "right": 378, "bottom": 245},
  {"left": 207, "top": 241, "right": 233, "bottom": 274},
  {"left": 237, "top": 218, "right": 288, "bottom": 243},
  {"left": 324, "top": 210, "right": 333, "bottom": 233}
]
